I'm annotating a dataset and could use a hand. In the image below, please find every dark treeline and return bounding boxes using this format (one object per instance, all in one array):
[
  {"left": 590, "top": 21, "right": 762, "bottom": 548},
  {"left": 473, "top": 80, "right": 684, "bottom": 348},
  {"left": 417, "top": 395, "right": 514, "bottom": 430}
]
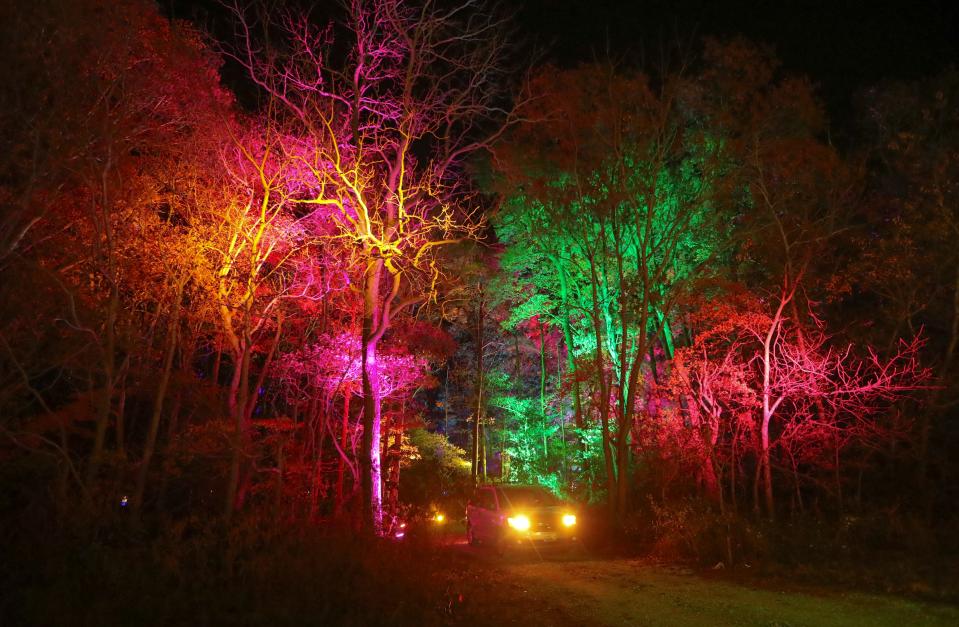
[{"left": 1, "top": 0, "right": 957, "bottom": 622}]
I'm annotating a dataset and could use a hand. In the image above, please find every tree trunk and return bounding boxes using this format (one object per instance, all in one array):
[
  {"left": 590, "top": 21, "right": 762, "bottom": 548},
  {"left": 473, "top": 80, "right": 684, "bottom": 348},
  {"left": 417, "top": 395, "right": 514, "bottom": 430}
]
[
  {"left": 554, "top": 259, "right": 583, "bottom": 428},
  {"left": 557, "top": 341, "right": 568, "bottom": 481},
  {"left": 588, "top": 256, "right": 616, "bottom": 516},
  {"left": 361, "top": 269, "right": 384, "bottom": 533},
  {"left": 759, "top": 292, "right": 790, "bottom": 520},
  {"left": 275, "top": 436, "right": 286, "bottom": 516},
  {"left": 133, "top": 279, "right": 183, "bottom": 515},
  {"left": 336, "top": 388, "right": 350, "bottom": 515},
  {"left": 481, "top": 426, "right": 488, "bottom": 480},
  {"left": 233, "top": 316, "right": 284, "bottom": 513},
  {"left": 539, "top": 318, "right": 548, "bottom": 458},
  {"left": 616, "top": 353, "right": 643, "bottom": 524},
  {"left": 85, "top": 149, "right": 119, "bottom": 494},
  {"left": 761, "top": 408, "right": 774, "bottom": 518},
  {"left": 212, "top": 337, "right": 222, "bottom": 384},
  {"left": 86, "top": 281, "right": 119, "bottom": 490},
  {"left": 224, "top": 342, "right": 251, "bottom": 521},
  {"left": 155, "top": 391, "right": 182, "bottom": 518},
  {"left": 472, "top": 295, "right": 484, "bottom": 484},
  {"left": 115, "top": 367, "right": 128, "bottom": 459}
]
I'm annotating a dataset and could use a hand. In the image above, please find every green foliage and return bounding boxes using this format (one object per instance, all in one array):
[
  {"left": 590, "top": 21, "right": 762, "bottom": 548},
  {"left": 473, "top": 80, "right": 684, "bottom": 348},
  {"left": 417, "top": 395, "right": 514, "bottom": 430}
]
[
  {"left": 400, "top": 429, "right": 471, "bottom": 515},
  {"left": 491, "top": 67, "right": 729, "bottom": 417},
  {"left": 499, "top": 291, "right": 554, "bottom": 332},
  {"left": 490, "top": 393, "right": 563, "bottom": 488},
  {"left": 569, "top": 422, "right": 608, "bottom": 503}
]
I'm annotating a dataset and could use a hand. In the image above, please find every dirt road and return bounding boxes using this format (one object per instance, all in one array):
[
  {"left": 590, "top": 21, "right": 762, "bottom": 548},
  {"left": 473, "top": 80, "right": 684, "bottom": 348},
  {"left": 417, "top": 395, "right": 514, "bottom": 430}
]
[{"left": 445, "top": 543, "right": 959, "bottom": 626}]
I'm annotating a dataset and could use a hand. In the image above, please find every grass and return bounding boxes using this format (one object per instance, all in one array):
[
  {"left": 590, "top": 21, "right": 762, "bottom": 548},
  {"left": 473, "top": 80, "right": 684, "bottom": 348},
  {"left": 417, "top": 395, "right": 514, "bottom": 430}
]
[
  {"left": 3, "top": 511, "right": 957, "bottom": 627},
  {"left": 453, "top": 555, "right": 959, "bottom": 627}
]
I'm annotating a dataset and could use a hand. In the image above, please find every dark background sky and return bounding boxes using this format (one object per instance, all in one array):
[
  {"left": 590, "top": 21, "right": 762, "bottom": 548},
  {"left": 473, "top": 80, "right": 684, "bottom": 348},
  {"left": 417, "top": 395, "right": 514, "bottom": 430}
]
[
  {"left": 165, "top": 0, "right": 959, "bottom": 118},
  {"left": 514, "top": 0, "right": 958, "bottom": 111}
]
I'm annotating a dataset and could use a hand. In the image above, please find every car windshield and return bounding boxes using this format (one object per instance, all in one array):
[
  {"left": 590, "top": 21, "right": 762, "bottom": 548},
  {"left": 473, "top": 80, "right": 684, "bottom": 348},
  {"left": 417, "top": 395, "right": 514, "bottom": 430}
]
[{"left": 497, "top": 486, "right": 560, "bottom": 508}]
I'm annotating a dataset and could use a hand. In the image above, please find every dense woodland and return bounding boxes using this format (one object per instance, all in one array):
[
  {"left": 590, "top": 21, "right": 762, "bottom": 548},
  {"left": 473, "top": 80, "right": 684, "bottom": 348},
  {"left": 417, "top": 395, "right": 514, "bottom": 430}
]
[{"left": 1, "top": 0, "right": 958, "bottom": 621}]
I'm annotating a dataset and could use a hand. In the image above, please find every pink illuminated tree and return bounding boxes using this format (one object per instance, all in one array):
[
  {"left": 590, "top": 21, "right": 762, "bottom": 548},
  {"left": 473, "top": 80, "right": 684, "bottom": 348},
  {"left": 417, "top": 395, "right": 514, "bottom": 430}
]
[
  {"left": 670, "top": 283, "right": 929, "bottom": 519},
  {"left": 274, "top": 321, "right": 433, "bottom": 519},
  {"left": 225, "top": 0, "right": 520, "bottom": 531}
]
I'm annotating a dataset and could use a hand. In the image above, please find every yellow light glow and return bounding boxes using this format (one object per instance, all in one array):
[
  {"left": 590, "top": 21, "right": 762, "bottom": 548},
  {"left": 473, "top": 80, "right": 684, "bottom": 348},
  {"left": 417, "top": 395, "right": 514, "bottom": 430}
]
[
  {"left": 562, "top": 514, "right": 577, "bottom": 527},
  {"left": 434, "top": 513, "right": 445, "bottom": 523},
  {"left": 507, "top": 514, "right": 531, "bottom": 531}
]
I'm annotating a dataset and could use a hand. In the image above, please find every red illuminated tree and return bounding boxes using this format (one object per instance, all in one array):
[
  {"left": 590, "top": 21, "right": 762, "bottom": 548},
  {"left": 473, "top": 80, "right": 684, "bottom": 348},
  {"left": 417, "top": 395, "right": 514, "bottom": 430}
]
[{"left": 671, "top": 283, "right": 928, "bottom": 518}]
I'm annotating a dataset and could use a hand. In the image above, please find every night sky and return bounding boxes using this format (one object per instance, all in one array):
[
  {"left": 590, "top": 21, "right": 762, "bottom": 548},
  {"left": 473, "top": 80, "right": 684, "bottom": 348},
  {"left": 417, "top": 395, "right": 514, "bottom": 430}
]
[
  {"left": 516, "top": 0, "right": 958, "bottom": 117},
  {"left": 166, "top": 0, "right": 959, "bottom": 118}
]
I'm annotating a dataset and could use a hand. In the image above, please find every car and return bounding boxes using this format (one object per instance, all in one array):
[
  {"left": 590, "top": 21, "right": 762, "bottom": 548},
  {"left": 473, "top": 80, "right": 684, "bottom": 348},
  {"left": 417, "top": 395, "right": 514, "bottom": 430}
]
[{"left": 466, "top": 484, "right": 578, "bottom": 550}]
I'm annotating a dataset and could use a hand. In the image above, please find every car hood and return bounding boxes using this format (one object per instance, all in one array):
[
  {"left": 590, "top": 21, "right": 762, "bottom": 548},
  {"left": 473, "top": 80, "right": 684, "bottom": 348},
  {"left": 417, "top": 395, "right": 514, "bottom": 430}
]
[{"left": 505, "top": 505, "right": 569, "bottom": 516}]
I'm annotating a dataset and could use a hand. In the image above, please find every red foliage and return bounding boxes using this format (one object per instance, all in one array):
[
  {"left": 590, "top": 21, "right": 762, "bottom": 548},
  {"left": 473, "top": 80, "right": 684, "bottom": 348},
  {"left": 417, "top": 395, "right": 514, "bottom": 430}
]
[{"left": 662, "top": 282, "right": 930, "bottom": 508}]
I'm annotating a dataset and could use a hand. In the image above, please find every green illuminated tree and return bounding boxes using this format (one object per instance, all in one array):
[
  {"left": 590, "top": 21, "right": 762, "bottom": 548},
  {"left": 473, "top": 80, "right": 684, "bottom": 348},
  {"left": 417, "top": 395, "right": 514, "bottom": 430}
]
[{"left": 494, "top": 62, "right": 728, "bottom": 521}]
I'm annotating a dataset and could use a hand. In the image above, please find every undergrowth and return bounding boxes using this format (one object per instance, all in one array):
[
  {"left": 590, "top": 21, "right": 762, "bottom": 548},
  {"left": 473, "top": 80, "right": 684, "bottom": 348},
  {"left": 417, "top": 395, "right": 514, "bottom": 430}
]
[{"left": 1, "top": 512, "right": 457, "bottom": 627}]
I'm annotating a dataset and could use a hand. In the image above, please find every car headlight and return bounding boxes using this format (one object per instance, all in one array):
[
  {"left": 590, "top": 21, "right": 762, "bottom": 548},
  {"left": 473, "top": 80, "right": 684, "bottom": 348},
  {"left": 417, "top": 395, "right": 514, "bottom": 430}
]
[
  {"left": 433, "top": 513, "right": 445, "bottom": 523},
  {"left": 507, "top": 514, "right": 531, "bottom": 531},
  {"left": 562, "top": 513, "right": 577, "bottom": 527}
]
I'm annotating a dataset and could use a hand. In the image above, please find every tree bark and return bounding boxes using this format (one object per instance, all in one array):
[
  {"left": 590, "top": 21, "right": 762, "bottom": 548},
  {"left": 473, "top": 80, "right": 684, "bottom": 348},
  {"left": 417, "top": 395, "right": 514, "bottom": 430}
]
[
  {"left": 539, "top": 318, "right": 548, "bottom": 458},
  {"left": 472, "top": 295, "right": 484, "bottom": 484},
  {"left": 335, "top": 388, "right": 350, "bottom": 515},
  {"left": 554, "top": 259, "right": 583, "bottom": 428},
  {"left": 360, "top": 262, "right": 384, "bottom": 533},
  {"left": 133, "top": 277, "right": 183, "bottom": 514},
  {"left": 588, "top": 255, "right": 616, "bottom": 516}
]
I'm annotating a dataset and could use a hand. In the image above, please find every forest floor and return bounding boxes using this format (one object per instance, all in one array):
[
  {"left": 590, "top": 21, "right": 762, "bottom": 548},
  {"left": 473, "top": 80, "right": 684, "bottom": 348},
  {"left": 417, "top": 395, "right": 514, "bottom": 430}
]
[
  {"left": 5, "top": 521, "right": 958, "bottom": 626},
  {"left": 441, "top": 540, "right": 959, "bottom": 626}
]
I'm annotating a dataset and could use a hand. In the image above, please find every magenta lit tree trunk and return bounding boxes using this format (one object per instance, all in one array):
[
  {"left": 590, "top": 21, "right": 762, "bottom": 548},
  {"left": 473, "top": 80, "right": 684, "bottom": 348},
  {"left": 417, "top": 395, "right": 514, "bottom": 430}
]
[
  {"left": 758, "top": 289, "right": 791, "bottom": 518},
  {"left": 360, "top": 343, "right": 383, "bottom": 531},
  {"left": 361, "top": 262, "right": 385, "bottom": 531},
  {"left": 335, "top": 385, "right": 352, "bottom": 515}
]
